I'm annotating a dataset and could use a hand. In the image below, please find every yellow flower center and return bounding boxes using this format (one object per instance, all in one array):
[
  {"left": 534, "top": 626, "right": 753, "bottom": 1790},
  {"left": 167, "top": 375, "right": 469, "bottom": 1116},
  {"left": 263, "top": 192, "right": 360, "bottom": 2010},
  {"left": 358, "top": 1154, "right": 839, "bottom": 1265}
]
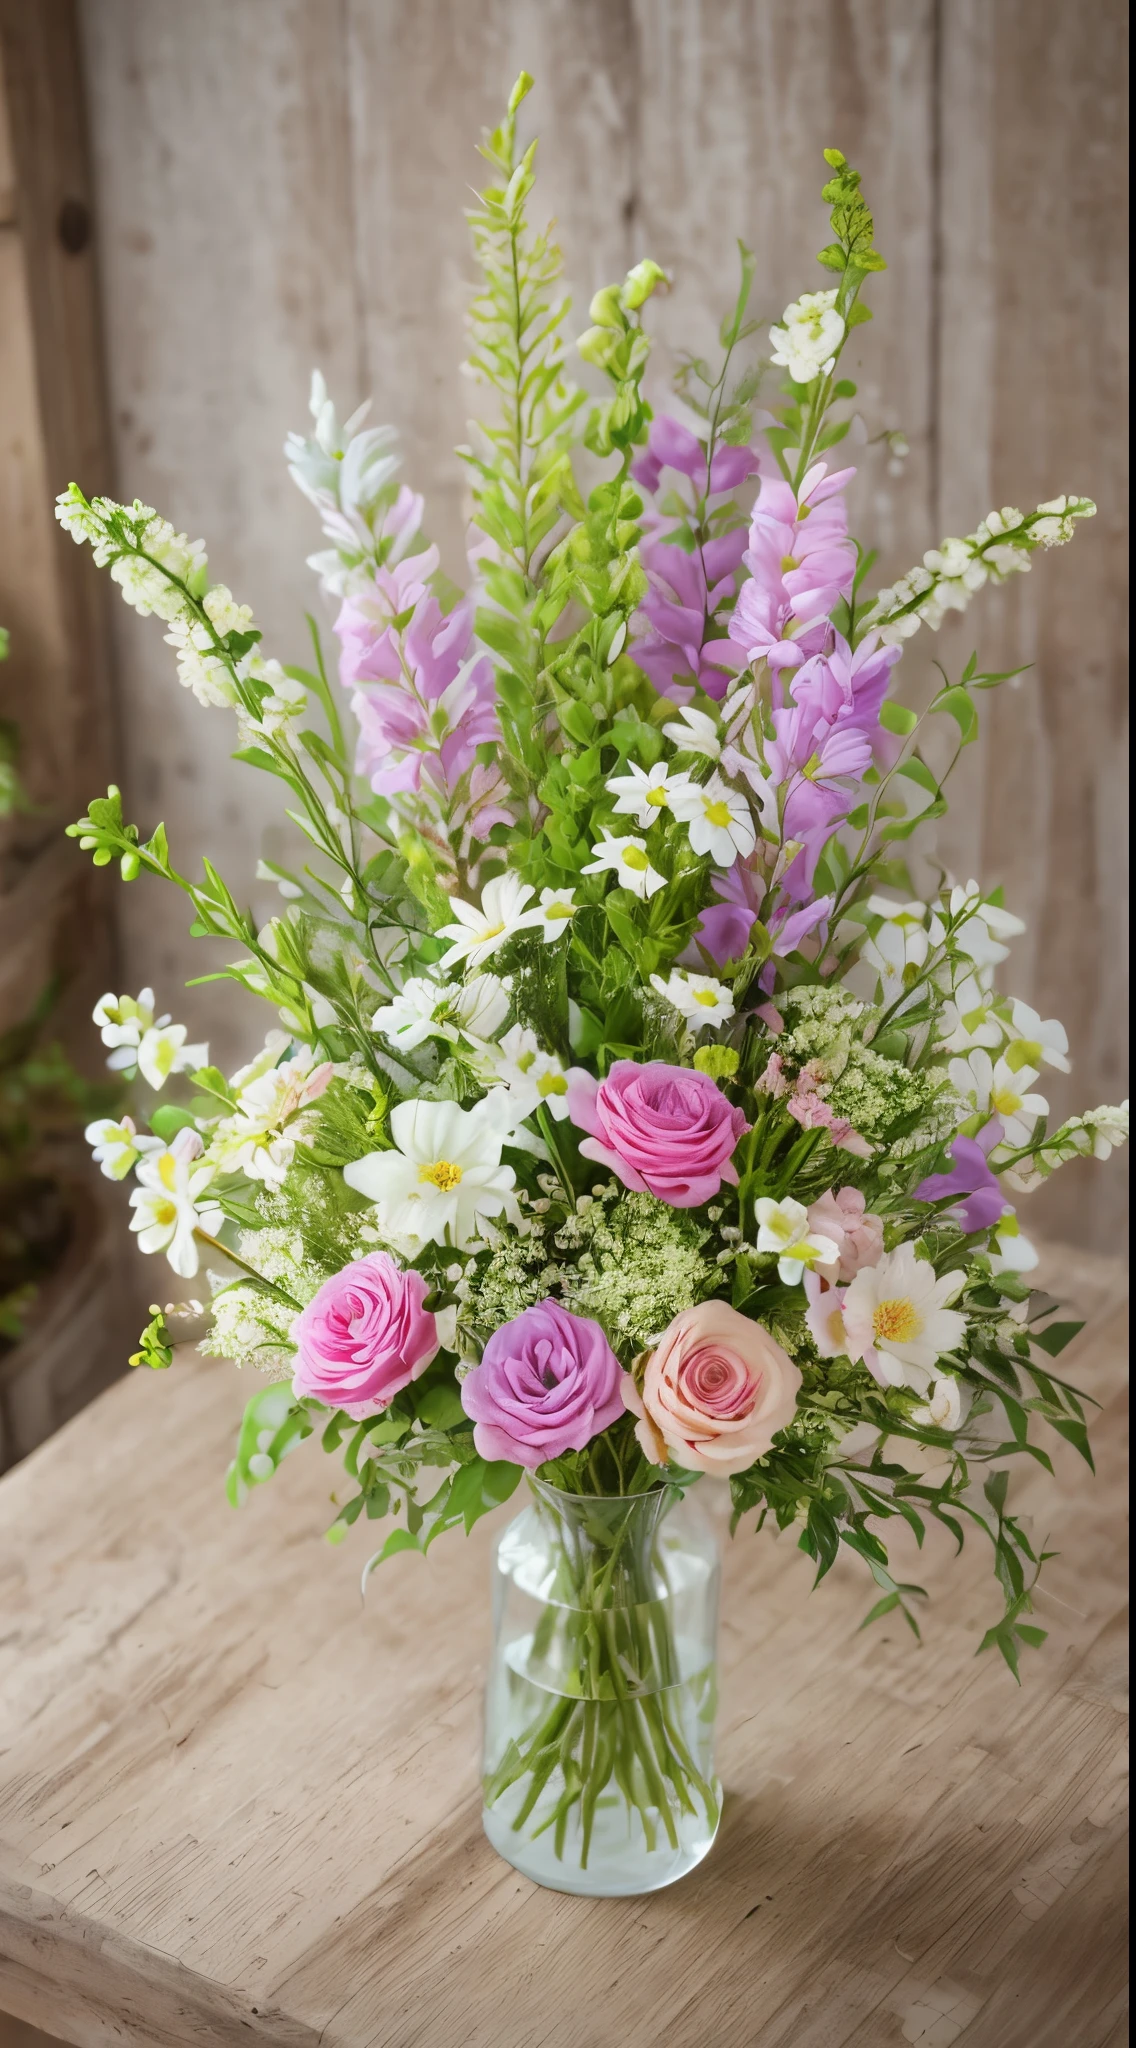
[
  {"left": 478, "top": 921, "right": 506, "bottom": 941},
  {"left": 646, "top": 785, "right": 669, "bottom": 807},
  {"left": 158, "top": 1154, "right": 179, "bottom": 1192},
  {"left": 704, "top": 800, "right": 732, "bottom": 828},
  {"left": 152, "top": 1197, "right": 178, "bottom": 1226},
  {"left": 545, "top": 901, "right": 574, "bottom": 921},
  {"left": 872, "top": 1297, "right": 922, "bottom": 1345},
  {"left": 516, "top": 1050, "right": 537, "bottom": 1073},
  {"left": 693, "top": 990, "right": 719, "bottom": 1008},
  {"left": 622, "top": 845, "right": 650, "bottom": 871},
  {"left": 780, "top": 554, "right": 799, "bottom": 572},
  {"left": 419, "top": 1159, "right": 464, "bottom": 1192},
  {"left": 991, "top": 1083, "right": 1023, "bottom": 1116},
  {"left": 537, "top": 1072, "right": 567, "bottom": 1098}
]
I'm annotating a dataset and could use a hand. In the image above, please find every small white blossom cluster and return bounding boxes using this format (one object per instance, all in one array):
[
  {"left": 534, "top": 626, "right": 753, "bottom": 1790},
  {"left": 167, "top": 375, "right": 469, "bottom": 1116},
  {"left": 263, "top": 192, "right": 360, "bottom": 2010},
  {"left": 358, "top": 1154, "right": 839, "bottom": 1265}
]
[
  {"left": 769, "top": 288, "right": 845, "bottom": 385},
  {"left": 1003, "top": 1101, "right": 1129, "bottom": 1193},
  {"left": 56, "top": 486, "right": 208, "bottom": 616},
  {"left": 866, "top": 497, "right": 1096, "bottom": 643}
]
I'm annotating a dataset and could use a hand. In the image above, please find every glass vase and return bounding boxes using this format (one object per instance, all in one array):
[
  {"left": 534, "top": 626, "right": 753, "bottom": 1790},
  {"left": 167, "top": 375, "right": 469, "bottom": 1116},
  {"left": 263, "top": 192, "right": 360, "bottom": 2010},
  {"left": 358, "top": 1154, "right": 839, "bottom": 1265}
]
[{"left": 482, "top": 1476, "right": 722, "bottom": 1896}]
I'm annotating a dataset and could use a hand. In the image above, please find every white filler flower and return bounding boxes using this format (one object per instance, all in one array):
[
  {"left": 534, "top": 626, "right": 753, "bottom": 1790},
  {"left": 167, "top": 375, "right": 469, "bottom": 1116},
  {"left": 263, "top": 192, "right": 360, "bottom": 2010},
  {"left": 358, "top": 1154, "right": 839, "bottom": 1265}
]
[
  {"left": 582, "top": 832, "right": 666, "bottom": 900},
  {"left": 670, "top": 774, "right": 756, "bottom": 864},
  {"left": 650, "top": 970, "right": 736, "bottom": 1028},
  {"left": 769, "top": 289, "right": 845, "bottom": 384},
  {"left": 842, "top": 1243, "right": 966, "bottom": 1391},
  {"left": 437, "top": 873, "right": 544, "bottom": 970},
  {"left": 343, "top": 1097, "right": 518, "bottom": 1247}
]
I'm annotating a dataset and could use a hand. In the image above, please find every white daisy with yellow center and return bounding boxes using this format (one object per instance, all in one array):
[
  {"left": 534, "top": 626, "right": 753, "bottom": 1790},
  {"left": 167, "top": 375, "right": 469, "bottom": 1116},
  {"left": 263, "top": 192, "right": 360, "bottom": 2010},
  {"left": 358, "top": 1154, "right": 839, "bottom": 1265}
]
[
  {"left": 606, "top": 759, "right": 696, "bottom": 830},
  {"left": 949, "top": 1048, "right": 1049, "bottom": 1148},
  {"left": 649, "top": 969, "right": 736, "bottom": 1029},
  {"left": 582, "top": 831, "right": 666, "bottom": 901},
  {"left": 437, "top": 872, "right": 544, "bottom": 971},
  {"left": 343, "top": 1097, "right": 518, "bottom": 1248},
  {"left": 669, "top": 773, "right": 756, "bottom": 865},
  {"left": 535, "top": 888, "right": 578, "bottom": 941},
  {"left": 493, "top": 1023, "right": 571, "bottom": 1122},
  {"left": 842, "top": 1242, "right": 967, "bottom": 1392}
]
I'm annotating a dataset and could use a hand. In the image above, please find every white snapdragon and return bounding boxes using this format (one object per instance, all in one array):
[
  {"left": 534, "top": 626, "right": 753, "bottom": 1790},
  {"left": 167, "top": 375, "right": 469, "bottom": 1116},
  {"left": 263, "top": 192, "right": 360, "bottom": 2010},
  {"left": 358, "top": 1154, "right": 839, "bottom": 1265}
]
[
  {"left": 754, "top": 1197, "right": 840, "bottom": 1286},
  {"left": 493, "top": 1024, "right": 570, "bottom": 1121},
  {"left": 84, "top": 1114, "right": 161, "bottom": 1181},
  {"left": 768, "top": 289, "right": 845, "bottom": 385},
  {"left": 649, "top": 969, "right": 736, "bottom": 1029},
  {"left": 948, "top": 1050, "right": 1048, "bottom": 1148},
  {"left": 582, "top": 832, "right": 666, "bottom": 900},
  {"left": 866, "top": 497, "right": 1096, "bottom": 645},
  {"left": 606, "top": 760, "right": 696, "bottom": 829},
  {"left": 670, "top": 774, "right": 756, "bottom": 864},
  {"left": 92, "top": 989, "right": 207, "bottom": 1090},
  {"left": 285, "top": 370, "right": 418, "bottom": 596},
  {"left": 128, "top": 1129, "right": 224, "bottom": 1279}
]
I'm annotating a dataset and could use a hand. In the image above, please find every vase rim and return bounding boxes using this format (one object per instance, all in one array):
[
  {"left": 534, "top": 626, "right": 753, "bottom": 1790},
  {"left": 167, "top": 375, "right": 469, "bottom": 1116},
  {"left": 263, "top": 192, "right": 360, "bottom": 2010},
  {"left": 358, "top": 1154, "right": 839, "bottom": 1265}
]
[{"left": 527, "top": 1474, "right": 684, "bottom": 1509}]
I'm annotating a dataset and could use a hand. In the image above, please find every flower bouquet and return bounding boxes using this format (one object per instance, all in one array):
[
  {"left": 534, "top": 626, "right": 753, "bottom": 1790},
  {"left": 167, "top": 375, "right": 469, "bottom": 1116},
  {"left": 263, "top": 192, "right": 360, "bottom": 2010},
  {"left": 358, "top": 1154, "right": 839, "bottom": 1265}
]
[{"left": 62, "top": 76, "right": 1126, "bottom": 1896}]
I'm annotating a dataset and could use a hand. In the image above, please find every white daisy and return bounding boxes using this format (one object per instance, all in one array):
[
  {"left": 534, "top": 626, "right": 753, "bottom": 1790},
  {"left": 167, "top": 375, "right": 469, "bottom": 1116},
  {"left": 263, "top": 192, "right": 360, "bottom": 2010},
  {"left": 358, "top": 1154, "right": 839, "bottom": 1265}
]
[
  {"left": 437, "top": 873, "right": 543, "bottom": 971},
  {"left": 606, "top": 760, "right": 696, "bottom": 829},
  {"left": 343, "top": 1097, "right": 518, "bottom": 1248},
  {"left": 670, "top": 774, "right": 756, "bottom": 864},
  {"left": 842, "top": 1243, "right": 967, "bottom": 1392},
  {"left": 754, "top": 1197, "right": 840, "bottom": 1286},
  {"left": 582, "top": 832, "right": 667, "bottom": 900},
  {"left": 649, "top": 969, "right": 736, "bottom": 1028},
  {"left": 128, "top": 1129, "right": 223, "bottom": 1279},
  {"left": 534, "top": 888, "right": 578, "bottom": 941}
]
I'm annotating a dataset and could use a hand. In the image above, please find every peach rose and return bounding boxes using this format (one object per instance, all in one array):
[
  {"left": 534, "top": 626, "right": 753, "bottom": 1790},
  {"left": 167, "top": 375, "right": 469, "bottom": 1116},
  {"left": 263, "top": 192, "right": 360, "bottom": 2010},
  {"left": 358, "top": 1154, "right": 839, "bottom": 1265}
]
[{"left": 624, "top": 1300, "right": 802, "bottom": 1476}]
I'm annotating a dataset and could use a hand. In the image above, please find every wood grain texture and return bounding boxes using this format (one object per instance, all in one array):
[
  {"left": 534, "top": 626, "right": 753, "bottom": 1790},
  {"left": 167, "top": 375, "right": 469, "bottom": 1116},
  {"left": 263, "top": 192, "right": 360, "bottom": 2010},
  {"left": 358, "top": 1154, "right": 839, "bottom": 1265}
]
[
  {"left": 0, "top": 1243, "right": 1127, "bottom": 2048},
  {"left": 73, "top": 0, "right": 1128, "bottom": 1198}
]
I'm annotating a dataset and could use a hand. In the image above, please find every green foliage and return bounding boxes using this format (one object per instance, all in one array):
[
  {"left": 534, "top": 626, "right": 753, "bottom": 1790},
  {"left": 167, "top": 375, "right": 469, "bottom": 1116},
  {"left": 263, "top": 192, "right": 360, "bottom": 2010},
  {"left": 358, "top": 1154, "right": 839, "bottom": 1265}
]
[{"left": 130, "top": 1306, "right": 174, "bottom": 1371}]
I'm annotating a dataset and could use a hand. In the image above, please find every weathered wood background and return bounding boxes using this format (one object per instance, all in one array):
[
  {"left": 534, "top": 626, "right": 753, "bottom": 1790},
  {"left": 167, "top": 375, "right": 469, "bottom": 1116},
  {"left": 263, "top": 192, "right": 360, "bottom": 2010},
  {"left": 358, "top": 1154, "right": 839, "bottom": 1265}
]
[{"left": 73, "top": 0, "right": 1128, "bottom": 1248}]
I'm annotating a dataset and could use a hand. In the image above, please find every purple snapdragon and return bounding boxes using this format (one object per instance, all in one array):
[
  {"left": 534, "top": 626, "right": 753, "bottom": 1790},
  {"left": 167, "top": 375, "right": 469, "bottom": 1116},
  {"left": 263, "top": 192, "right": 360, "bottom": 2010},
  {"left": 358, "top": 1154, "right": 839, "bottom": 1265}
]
[{"left": 629, "top": 416, "right": 760, "bottom": 703}]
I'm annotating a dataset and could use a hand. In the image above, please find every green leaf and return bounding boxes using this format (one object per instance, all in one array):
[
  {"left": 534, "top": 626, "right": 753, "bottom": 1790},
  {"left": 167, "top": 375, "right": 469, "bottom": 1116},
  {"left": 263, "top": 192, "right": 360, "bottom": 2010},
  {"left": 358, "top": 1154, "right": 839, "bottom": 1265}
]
[
  {"left": 149, "top": 1104, "right": 199, "bottom": 1142},
  {"left": 1032, "top": 1320, "right": 1084, "bottom": 1357},
  {"left": 879, "top": 700, "right": 918, "bottom": 737}
]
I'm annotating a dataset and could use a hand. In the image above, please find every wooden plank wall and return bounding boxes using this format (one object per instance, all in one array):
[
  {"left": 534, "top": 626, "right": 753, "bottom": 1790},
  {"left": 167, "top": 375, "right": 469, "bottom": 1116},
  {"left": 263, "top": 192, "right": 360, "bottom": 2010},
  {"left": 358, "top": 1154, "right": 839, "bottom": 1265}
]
[{"left": 75, "top": 0, "right": 1128, "bottom": 1251}]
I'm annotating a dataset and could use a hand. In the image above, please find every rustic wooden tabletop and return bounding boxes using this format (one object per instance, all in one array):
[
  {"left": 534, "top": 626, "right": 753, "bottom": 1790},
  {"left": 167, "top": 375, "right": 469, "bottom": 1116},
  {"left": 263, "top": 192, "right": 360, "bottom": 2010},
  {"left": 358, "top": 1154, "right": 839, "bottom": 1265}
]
[{"left": 0, "top": 1243, "right": 1127, "bottom": 2048}]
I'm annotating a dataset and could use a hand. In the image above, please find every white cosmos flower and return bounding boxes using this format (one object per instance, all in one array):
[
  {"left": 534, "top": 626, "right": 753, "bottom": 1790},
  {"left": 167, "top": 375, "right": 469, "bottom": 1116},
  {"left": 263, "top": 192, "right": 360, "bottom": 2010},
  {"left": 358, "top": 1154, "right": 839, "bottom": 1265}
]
[
  {"left": 85, "top": 1114, "right": 162, "bottom": 1182},
  {"left": 948, "top": 1050, "right": 1048, "bottom": 1147},
  {"left": 649, "top": 969, "right": 736, "bottom": 1028},
  {"left": 670, "top": 774, "right": 756, "bottom": 864},
  {"left": 128, "top": 1128, "right": 223, "bottom": 1279},
  {"left": 437, "top": 873, "right": 544, "bottom": 970},
  {"left": 769, "top": 289, "right": 845, "bottom": 384},
  {"left": 842, "top": 1243, "right": 967, "bottom": 1392},
  {"left": 535, "top": 888, "right": 578, "bottom": 941},
  {"left": 911, "top": 1375, "right": 966, "bottom": 1431},
  {"left": 493, "top": 1024, "right": 570, "bottom": 1122},
  {"left": 372, "top": 972, "right": 511, "bottom": 1053},
  {"left": 606, "top": 760, "right": 696, "bottom": 829},
  {"left": 1007, "top": 999, "right": 1071, "bottom": 1075},
  {"left": 342, "top": 1097, "right": 518, "bottom": 1248},
  {"left": 582, "top": 832, "right": 666, "bottom": 900},
  {"left": 661, "top": 704, "right": 721, "bottom": 759},
  {"left": 754, "top": 1197, "right": 840, "bottom": 1286}
]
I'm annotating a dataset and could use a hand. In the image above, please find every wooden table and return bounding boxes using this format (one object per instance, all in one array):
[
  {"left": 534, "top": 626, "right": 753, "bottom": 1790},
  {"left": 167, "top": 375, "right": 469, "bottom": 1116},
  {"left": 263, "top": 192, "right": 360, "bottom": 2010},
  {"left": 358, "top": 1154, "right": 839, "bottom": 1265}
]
[{"left": 0, "top": 1245, "right": 1127, "bottom": 2048}]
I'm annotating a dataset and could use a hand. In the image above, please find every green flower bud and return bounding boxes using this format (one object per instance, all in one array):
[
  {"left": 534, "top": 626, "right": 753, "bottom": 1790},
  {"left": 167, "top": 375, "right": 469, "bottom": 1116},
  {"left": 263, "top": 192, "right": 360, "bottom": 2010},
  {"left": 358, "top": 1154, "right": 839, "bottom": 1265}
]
[
  {"left": 694, "top": 1045, "right": 740, "bottom": 1080},
  {"left": 588, "top": 284, "right": 626, "bottom": 330},
  {"left": 620, "top": 259, "right": 669, "bottom": 311},
  {"left": 576, "top": 326, "right": 616, "bottom": 369}
]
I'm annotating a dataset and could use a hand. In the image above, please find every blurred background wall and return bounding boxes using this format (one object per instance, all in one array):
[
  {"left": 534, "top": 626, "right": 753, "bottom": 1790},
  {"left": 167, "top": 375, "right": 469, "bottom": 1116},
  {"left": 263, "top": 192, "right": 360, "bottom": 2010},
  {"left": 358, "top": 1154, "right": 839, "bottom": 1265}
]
[{"left": 2, "top": 1, "right": 1128, "bottom": 1269}]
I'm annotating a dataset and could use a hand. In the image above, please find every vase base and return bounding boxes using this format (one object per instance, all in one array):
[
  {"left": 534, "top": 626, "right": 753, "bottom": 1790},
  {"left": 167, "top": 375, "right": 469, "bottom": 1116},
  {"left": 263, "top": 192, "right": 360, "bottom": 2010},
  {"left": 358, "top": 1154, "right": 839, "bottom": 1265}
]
[{"left": 482, "top": 1789, "right": 721, "bottom": 1897}]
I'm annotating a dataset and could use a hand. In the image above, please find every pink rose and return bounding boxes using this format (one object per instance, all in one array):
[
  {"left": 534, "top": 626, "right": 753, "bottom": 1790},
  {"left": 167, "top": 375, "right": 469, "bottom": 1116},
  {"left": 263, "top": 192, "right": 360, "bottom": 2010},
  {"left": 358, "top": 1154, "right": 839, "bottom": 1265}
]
[
  {"left": 460, "top": 1300, "right": 628, "bottom": 1469},
  {"left": 806, "top": 1186, "right": 884, "bottom": 1282},
  {"left": 624, "top": 1300, "right": 801, "bottom": 1475},
  {"left": 292, "top": 1251, "right": 439, "bottom": 1420},
  {"left": 566, "top": 1060, "right": 749, "bottom": 1209}
]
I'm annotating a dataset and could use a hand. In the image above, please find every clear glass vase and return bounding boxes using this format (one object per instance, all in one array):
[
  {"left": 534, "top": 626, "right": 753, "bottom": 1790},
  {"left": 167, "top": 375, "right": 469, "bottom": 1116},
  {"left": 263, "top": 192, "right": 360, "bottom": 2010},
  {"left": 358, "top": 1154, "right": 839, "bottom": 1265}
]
[{"left": 482, "top": 1476, "right": 722, "bottom": 1895}]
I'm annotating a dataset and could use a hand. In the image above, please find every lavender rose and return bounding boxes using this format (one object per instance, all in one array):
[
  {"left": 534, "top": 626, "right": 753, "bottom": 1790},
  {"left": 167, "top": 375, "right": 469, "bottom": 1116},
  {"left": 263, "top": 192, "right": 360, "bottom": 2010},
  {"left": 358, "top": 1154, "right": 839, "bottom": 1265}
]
[
  {"left": 566, "top": 1059, "right": 749, "bottom": 1209},
  {"left": 624, "top": 1300, "right": 801, "bottom": 1475},
  {"left": 292, "top": 1251, "right": 439, "bottom": 1420},
  {"left": 460, "top": 1300, "right": 628, "bottom": 1469}
]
